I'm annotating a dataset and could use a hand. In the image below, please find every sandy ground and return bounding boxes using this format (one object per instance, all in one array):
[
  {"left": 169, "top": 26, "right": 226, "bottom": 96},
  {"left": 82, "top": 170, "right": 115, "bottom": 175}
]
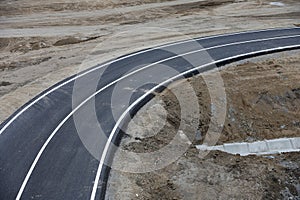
[
  {"left": 1, "top": 0, "right": 300, "bottom": 122},
  {"left": 107, "top": 50, "right": 300, "bottom": 200},
  {"left": 1, "top": 0, "right": 300, "bottom": 199}
]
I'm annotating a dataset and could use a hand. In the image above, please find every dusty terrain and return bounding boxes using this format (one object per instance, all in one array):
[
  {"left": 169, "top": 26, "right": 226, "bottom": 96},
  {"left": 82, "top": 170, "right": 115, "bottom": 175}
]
[
  {"left": 1, "top": 0, "right": 300, "bottom": 122},
  {"left": 1, "top": 0, "right": 300, "bottom": 199},
  {"left": 107, "top": 51, "right": 300, "bottom": 199}
]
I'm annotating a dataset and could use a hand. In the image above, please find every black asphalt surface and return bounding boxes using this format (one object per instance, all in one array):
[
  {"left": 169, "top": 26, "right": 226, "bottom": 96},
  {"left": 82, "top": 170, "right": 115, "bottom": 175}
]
[{"left": 0, "top": 27, "right": 300, "bottom": 200}]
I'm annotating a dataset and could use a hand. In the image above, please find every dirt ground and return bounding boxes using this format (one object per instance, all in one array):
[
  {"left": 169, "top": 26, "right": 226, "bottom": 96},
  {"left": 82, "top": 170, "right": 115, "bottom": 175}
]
[
  {"left": 107, "top": 51, "right": 300, "bottom": 200},
  {"left": 1, "top": 0, "right": 300, "bottom": 122},
  {"left": 1, "top": 0, "right": 300, "bottom": 199}
]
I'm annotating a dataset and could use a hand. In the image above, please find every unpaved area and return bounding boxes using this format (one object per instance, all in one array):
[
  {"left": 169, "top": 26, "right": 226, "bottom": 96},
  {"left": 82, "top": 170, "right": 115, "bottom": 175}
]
[
  {"left": 1, "top": 0, "right": 300, "bottom": 122},
  {"left": 106, "top": 51, "right": 300, "bottom": 199},
  {"left": 219, "top": 52, "right": 300, "bottom": 144},
  {"left": 108, "top": 150, "right": 300, "bottom": 199}
]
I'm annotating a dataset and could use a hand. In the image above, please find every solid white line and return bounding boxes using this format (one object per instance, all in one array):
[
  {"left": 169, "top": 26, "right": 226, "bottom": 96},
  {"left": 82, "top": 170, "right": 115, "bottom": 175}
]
[
  {"left": 0, "top": 27, "right": 299, "bottom": 136},
  {"left": 90, "top": 44, "right": 300, "bottom": 200},
  {"left": 15, "top": 34, "right": 300, "bottom": 200}
]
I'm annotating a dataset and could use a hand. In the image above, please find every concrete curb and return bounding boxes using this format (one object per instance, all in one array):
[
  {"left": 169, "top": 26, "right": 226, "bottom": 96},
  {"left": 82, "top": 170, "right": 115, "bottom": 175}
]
[{"left": 196, "top": 137, "right": 300, "bottom": 156}]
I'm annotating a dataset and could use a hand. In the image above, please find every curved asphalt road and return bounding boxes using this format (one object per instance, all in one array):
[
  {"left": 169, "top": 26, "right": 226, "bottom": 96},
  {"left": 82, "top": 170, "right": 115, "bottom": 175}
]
[{"left": 0, "top": 27, "right": 300, "bottom": 200}]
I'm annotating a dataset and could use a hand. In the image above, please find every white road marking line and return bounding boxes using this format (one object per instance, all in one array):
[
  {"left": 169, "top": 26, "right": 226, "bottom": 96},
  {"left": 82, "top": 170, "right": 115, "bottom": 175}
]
[
  {"left": 0, "top": 27, "right": 298, "bottom": 136},
  {"left": 90, "top": 43, "right": 300, "bottom": 199},
  {"left": 13, "top": 34, "right": 300, "bottom": 199}
]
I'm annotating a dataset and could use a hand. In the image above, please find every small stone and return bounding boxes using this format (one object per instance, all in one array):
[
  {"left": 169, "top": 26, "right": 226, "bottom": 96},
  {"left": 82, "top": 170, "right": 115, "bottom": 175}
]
[
  {"left": 280, "top": 125, "right": 286, "bottom": 129},
  {"left": 195, "top": 129, "right": 202, "bottom": 141}
]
